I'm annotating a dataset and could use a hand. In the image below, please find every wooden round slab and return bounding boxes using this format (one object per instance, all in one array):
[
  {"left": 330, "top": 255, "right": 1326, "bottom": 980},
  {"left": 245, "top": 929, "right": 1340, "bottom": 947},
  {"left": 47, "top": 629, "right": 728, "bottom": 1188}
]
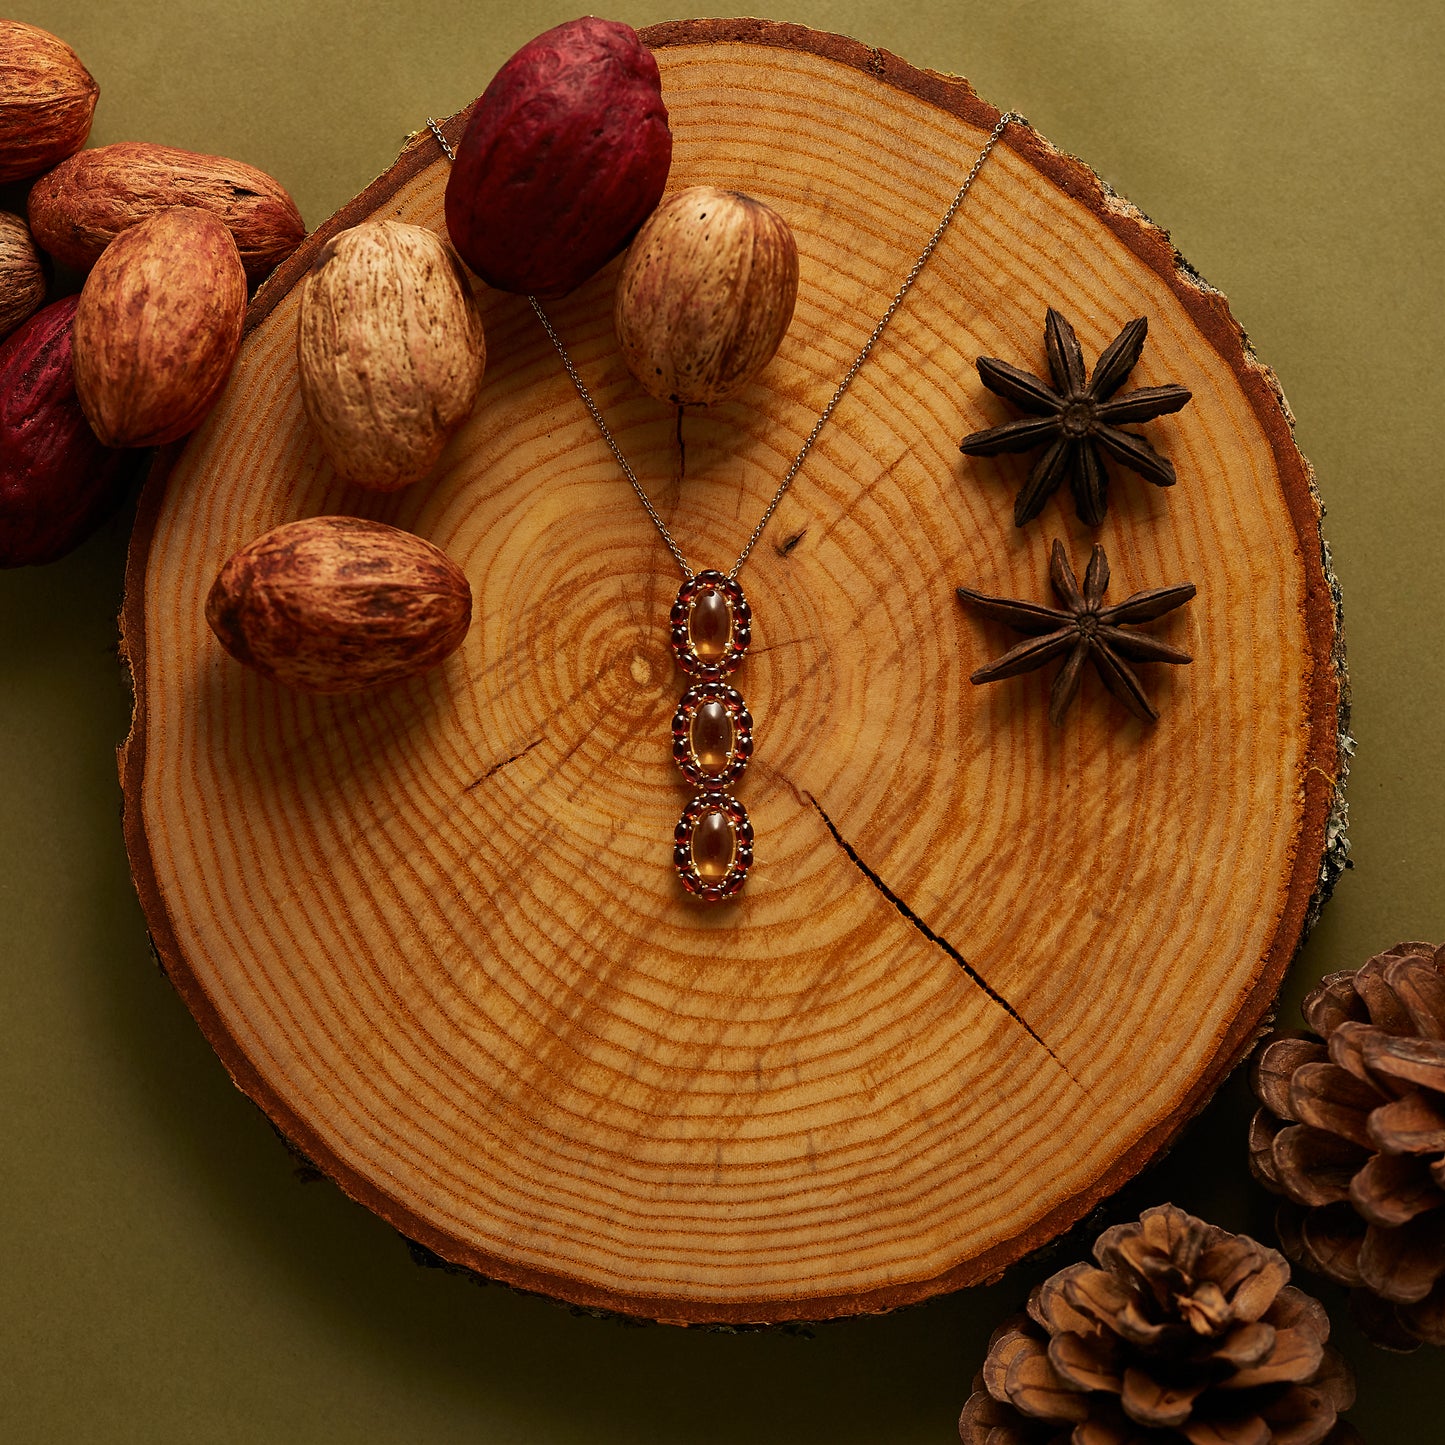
[{"left": 120, "top": 19, "right": 1342, "bottom": 1325}]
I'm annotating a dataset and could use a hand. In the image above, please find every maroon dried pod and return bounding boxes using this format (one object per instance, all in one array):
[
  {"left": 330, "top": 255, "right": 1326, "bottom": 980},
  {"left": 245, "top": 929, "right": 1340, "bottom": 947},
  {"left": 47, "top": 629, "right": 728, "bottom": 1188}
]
[
  {"left": 0, "top": 296, "right": 127, "bottom": 567},
  {"left": 444, "top": 17, "right": 671, "bottom": 296}
]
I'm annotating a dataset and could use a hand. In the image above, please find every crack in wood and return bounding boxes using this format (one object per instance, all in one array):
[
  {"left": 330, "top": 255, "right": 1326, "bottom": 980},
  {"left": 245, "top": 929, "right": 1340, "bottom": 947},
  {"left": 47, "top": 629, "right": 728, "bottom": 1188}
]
[
  {"left": 776, "top": 527, "right": 808, "bottom": 557},
  {"left": 464, "top": 737, "right": 543, "bottom": 791},
  {"left": 802, "top": 789, "right": 1080, "bottom": 1083},
  {"left": 811, "top": 461, "right": 900, "bottom": 551},
  {"left": 747, "top": 636, "right": 808, "bottom": 656}
]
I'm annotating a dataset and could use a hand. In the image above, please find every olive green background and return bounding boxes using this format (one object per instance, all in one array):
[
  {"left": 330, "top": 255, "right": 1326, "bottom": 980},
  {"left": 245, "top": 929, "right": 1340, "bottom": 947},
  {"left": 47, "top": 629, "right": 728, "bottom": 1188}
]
[{"left": 2, "top": 1, "right": 1442, "bottom": 1440}]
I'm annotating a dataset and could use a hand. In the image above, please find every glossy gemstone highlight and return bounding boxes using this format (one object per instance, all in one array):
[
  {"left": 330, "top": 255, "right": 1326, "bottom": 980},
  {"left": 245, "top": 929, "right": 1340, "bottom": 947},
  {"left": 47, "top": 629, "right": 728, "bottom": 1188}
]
[
  {"left": 688, "top": 586, "right": 731, "bottom": 662},
  {"left": 670, "top": 571, "right": 750, "bottom": 678},
  {"left": 674, "top": 790, "right": 753, "bottom": 901},
  {"left": 690, "top": 701, "right": 734, "bottom": 774},
  {"left": 691, "top": 809, "right": 736, "bottom": 880}
]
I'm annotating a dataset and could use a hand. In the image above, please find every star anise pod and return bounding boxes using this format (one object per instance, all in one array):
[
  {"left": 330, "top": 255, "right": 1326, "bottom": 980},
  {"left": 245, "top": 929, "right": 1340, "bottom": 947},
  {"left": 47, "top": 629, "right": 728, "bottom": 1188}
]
[
  {"left": 960, "top": 307, "right": 1192, "bottom": 526},
  {"left": 957, "top": 539, "right": 1195, "bottom": 726}
]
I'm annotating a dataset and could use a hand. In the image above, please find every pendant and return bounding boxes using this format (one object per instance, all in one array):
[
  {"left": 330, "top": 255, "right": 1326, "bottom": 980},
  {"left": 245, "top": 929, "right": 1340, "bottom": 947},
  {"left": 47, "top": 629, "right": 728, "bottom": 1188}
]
[{"left": 669, "top": 570, "right": 753, "bottom": 901}]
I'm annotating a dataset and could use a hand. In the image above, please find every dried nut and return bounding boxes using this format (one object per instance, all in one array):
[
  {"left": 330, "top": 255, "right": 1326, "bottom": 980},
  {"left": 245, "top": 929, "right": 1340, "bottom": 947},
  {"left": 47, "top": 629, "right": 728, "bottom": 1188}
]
[
  {"left": 0, "top": 211, "right": 47, "bottom": 341},
  {"left": 73, "top": 207, "right": 247, "bottom": 448},
  {"left": 206, "top": 516, "right": 472, "bottom": 693},
  {"left": 0, "top": 297, "right": 127, "bottom": 567},
  {"left": 28, "top": 141, "right": 306, "bottom": 284},
  {"left": 444, "top": 17, "right": 671, "bottom": 296},
  {"left": 297, "top": 221, "right": 485, "bottom": 491},
  {"left": 615, "top": 186, "right": 798, "bottom": 406},
  {"left": 0, "top": 20, "right": 98, "bottom": 184}
]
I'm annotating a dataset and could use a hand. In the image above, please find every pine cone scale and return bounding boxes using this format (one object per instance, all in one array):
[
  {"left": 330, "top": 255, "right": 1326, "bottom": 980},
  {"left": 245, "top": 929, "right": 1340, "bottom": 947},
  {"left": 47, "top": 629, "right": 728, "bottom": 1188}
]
[
  {"left": 957, "top": 1389, "right": 1033, "bottom": 1445},
  {"left": 1292, "top": 1203, "right": 1367, "bottom": 1286},
  {"left": 1120, "top": 1364, "right": 1199, "bottom": 1427},
  {"left": 1181, "top": 1412, "right": 1270, "bottom": 1445},
  {"left": 1047, "top": 1331, "right": 1121, "bottom": 1393},
  {"left": 1348, "top": 1148, "right": 1443, "bottom": 1226},
  {"left": 1032, "top": 1264, "right": 1097, "bottom": 1335},
  {"left": 1213, "top": 1320, "right": 1276, "bottom": 1367},
  {"left": 1357, "top": 1209, "right": 1445, "bottom": 1303},
  {"left": 1362, "top": 1030, "right": 1445, "bottom": 1092},
  {"left": 1287, "top": 1062, "right": 1383, "bottom": 1146},
  {"left": 1249, "top": 1112, "right": 1287, "bottom": 1190},
  {"left": 1366, "top": 1090, "right": 1445, "bottom": 1153},
  {"left": 1061, "top": 1268, "right": 1134, "bottom": 1332},
  {"left": 1073, "top": 1419, "right": 1132, "bottom": 1445},
  {"left": 1200, "top": 1238, "right": 1286, "bottom": 1308},
  {"left": 1005, "top": 1342, "right": 1090, "bottom": 1423},
  {"left": 1255, "top": 1038, "right": 1329, "bottom": 1118},
  {"left": 982, "top": 1323, "right": 1038, "bottom": 1401},
  {"left": 1385, "top": 950, "right": 1445, "bottom": 1037},
  {"left": 1302, "top": 974, "right": 1366, "bottom": 1038},
  {"left": 1267, "top": 1285, "right": 1329, "bottom": 1336},
  {"left": 1353, "top": 966, "right": 1412, "bottom": 1032},
  {"left": 1324, "top": 1024, "right": 1372, "bottom": 1085},
  {"left": 1271, "top": 1125, "right": 1368, "bottom": 1205},
  {"left": 1219, "top": 1326, "right": 1323, "bottom": 1389},
  {"left": 1256, "top": 1383, "right": 1340, "bottom": 1445}
]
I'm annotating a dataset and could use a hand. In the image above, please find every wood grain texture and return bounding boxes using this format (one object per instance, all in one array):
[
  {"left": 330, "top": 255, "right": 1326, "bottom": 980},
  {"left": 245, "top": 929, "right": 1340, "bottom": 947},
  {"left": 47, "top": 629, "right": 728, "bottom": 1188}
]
[{"left": 119, "top": 20, "right": 1341, "bottom": 1325}]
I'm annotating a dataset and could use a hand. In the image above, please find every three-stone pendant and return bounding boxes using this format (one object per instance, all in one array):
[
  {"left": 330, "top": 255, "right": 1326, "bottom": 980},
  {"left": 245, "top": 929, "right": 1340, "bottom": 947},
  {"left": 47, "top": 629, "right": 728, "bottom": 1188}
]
[{"left": 669, "top": 570, "right": 754, "bottom": 901}]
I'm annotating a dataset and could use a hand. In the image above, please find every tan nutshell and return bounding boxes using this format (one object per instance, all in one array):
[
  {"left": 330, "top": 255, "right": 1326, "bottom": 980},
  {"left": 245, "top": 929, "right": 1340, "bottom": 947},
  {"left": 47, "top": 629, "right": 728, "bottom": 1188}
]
[
  {"left": 297, "top": 220, "right": 486, "bottom": 491},
  {"left": 72, "top": 207, "right": 247, "bottom": 448},
  {"left": 205, "top": 515, "right": 473, "bottom": 693},
  {"left": 0, "top": 20, "right": 98, "bottom": 184},
  {"left": 28, "top": 142, "right": 306, "bottom": 283},
  {"left": 0, "top": 212, "right": 47, "bottom": 340},
  {"left": 615, "top": 184, "right": 798, "bottom": 406}
]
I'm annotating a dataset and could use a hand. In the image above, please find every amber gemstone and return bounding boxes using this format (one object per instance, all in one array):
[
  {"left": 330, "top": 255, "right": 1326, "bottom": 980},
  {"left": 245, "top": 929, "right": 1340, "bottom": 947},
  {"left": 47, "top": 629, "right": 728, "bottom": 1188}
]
[
  {"left": 691, "top": 809, "right": 736, "bottom": 880},
  {"left": 690, "top": 701, "right": 734, "bottom": 775},
  {"left": 688, "top": 586, "right": 732, "bottom": 663}
]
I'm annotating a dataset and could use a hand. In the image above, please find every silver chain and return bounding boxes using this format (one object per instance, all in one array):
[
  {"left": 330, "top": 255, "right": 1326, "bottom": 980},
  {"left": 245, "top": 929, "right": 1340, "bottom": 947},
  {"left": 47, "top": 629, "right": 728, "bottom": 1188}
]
[
  {"left": 426, "top": 116, "right": 456, "bottom": 160},
  {"left": 427, "top": 109, "right": 1023, "bottom": 582}
]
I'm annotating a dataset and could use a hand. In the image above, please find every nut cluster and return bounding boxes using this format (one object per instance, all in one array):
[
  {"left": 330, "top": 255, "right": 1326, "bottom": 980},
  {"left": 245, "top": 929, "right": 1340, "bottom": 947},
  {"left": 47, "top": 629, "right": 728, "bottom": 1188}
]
[{"left": 0, "top": 20, "right": 310, "bottom": 566}]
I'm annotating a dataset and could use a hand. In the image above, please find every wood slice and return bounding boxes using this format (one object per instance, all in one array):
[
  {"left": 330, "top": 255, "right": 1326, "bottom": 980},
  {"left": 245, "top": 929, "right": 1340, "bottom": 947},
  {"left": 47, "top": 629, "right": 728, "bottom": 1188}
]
[{"left": 119, "top": 19, "right": 1343, "bottom": 1325}]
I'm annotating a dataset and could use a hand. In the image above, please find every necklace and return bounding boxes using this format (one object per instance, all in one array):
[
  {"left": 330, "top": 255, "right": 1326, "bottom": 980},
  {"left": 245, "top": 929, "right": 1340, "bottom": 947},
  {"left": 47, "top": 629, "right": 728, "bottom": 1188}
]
[{"left": 428, "top": 110, "right": 1021, "bottom": 901}]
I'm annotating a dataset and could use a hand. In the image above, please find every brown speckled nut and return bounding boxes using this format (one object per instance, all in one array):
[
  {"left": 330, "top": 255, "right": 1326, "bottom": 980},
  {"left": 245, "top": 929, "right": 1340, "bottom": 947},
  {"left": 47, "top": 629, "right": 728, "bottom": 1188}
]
[
  {"left": 27, "top": 141, "right": 305, "bottom": 282},
  {"left": 615, "top": 184, "right": 799, "bottom": 406},
  {"left": 0, "top": 20, "right": 98, "bottom": 184},
  {"left": 205, "top": 515, "right": 472, "bottom": 693},
  {"left": 71, "top": 207, "right": 246, "bottom": 448}
]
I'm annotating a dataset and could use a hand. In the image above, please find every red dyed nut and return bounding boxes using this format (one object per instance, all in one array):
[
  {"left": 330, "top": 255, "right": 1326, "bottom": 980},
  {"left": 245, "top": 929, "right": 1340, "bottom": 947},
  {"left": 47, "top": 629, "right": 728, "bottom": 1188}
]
[{"left": 444, "top": 17, "right": 671, "bottom": 297}]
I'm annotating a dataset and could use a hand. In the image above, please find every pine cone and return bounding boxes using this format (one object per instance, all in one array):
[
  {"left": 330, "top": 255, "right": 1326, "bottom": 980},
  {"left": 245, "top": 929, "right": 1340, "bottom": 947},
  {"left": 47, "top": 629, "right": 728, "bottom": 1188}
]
[
  {"left": 958, "top": 1203, "right": 1355, "bottom": 1445},
  {"left": 1250, "top": 941, "right": 1445, "bottom": 1351}
]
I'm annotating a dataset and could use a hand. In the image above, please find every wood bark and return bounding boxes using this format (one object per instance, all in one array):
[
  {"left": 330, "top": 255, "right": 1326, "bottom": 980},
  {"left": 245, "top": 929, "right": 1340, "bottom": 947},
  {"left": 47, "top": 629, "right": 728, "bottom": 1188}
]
[{"left": 119, "top": 19, "right": 1344, "bottom": 1325}]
